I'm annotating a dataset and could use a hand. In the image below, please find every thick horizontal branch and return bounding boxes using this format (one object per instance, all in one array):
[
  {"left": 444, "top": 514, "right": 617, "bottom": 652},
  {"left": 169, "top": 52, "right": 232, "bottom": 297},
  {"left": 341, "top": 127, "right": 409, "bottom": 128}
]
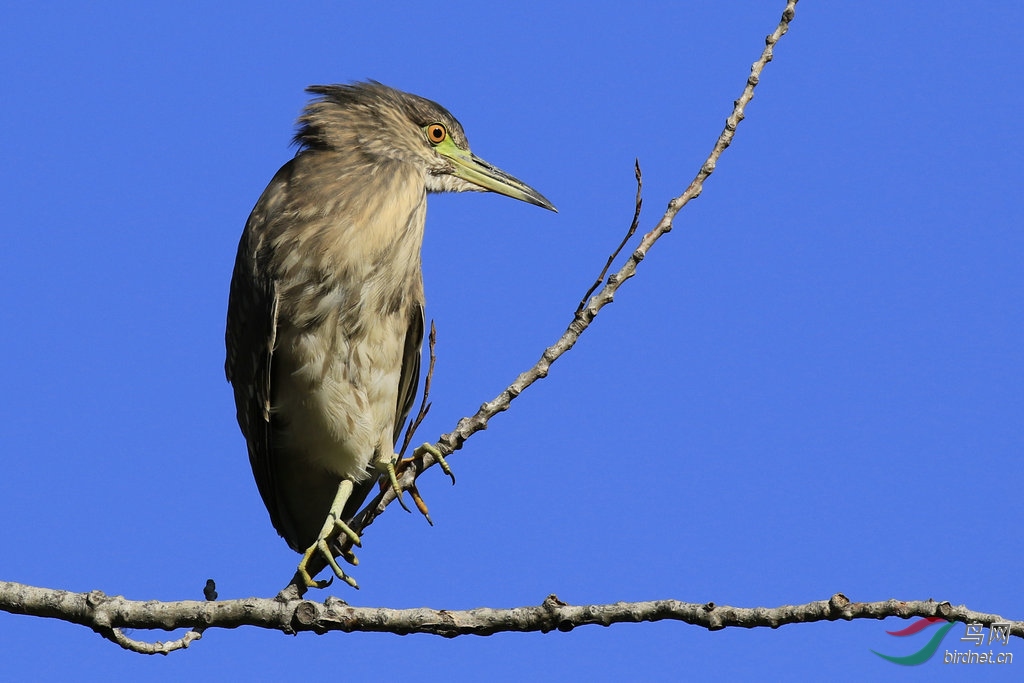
[{"left": 2, "top": 581, "right": 1021, "bottom": 652}]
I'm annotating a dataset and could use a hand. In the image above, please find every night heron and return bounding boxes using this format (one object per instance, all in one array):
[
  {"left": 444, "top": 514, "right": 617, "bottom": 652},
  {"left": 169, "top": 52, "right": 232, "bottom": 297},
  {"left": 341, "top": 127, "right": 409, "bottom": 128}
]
[{"left": 225, "top": 82, "right": 555, "bottom": 588}]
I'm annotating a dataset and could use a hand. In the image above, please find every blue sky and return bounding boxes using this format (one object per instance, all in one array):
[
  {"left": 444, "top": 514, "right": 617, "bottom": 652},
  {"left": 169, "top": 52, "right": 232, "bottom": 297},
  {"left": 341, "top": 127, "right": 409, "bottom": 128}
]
[{"left": 1, "top": 2, "right": 1021, "bottom": 680}]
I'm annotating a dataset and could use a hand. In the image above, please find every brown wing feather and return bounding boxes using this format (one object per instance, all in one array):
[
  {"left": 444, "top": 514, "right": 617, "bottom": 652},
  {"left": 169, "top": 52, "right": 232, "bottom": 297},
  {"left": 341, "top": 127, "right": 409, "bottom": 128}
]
[
  {"left": 227, "top": 155, "right": 425, "bottom": 535},
  {"left": 225, "top": 162, "right": 292, "bottom": 536}
]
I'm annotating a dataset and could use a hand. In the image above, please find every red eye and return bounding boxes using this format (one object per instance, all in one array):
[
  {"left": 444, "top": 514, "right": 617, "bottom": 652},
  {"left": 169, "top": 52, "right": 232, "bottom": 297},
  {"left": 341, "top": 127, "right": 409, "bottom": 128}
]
[{"left": 426, "top": 123, "right": 447, "bottom": 144}]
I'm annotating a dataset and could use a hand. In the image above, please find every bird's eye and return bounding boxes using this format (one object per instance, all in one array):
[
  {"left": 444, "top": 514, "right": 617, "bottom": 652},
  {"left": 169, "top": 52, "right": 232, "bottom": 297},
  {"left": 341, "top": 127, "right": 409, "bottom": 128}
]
[{"left": 426, "top": 123, "right": 447, "bottom": 145}]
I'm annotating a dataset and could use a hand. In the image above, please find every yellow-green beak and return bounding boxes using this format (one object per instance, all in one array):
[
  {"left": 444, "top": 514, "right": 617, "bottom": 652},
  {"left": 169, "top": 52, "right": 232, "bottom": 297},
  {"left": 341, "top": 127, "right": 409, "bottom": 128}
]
[{"left": 442, "top": 146, "right": 556, "bottom": 212}]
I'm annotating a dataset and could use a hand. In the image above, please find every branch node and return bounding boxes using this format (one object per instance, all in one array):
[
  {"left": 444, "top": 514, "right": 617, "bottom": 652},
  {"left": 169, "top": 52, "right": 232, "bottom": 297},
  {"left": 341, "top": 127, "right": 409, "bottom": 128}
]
[
  {"left": 294, "top": 600, "right": 318, "bottom": 627},
  {"left": 86, "top": 590, "right": 106, "bottom": 608},
  {"left": 543, "top": 593, "right": 569, "bottom": 608},
  {"left": 828, "top": 593, "right": 850, "bottom": 612}
]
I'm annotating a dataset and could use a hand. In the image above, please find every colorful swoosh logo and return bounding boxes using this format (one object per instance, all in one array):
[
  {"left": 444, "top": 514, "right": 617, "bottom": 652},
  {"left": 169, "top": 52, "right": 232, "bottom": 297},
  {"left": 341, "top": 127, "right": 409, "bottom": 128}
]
[{"left": 871, "top": 617, "right": 955, "bottom": 666}]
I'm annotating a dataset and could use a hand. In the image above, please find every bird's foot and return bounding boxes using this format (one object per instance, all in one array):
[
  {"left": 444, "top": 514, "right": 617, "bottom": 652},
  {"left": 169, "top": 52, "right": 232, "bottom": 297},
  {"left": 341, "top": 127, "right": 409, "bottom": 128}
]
[
  {"left": 297, "top": 514, "right": 361, "bottom": 589},
  {"left": 296, "top": 480, "right": 362, "bottom": 589},
  {"left": 392, "top": 443, "right": 456, "bottom": 525},
  {"left": 413, "top": 442, "right": 456, "bottom": 485}
]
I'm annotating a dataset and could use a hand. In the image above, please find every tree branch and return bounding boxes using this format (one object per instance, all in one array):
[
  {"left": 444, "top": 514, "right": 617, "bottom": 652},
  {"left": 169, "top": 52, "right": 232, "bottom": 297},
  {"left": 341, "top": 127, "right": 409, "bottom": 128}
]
[
  {"left": 386, "top": 0, "right": 800, "bottom": 509},
  {"left": 2, "top": 581, "right": 1020, "bottom": 650}
]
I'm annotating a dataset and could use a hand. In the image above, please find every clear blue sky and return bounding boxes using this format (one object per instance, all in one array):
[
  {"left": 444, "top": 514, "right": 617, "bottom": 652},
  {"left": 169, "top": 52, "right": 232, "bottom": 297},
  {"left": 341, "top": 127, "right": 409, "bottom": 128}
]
[{"left": 1, "top": 2, "right": 1020, "bottom": 680}]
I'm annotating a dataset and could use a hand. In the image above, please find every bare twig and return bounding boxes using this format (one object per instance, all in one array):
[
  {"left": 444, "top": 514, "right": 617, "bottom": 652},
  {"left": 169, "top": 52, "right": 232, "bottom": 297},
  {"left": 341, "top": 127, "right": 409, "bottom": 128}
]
[
  {"left": 386, "top": 1, "right": 799, "bottom": 502},
  {"left": 101, "top": 626, "right": 203, "bottom": 655},
  {"left": 399, "top": 320, "right": 437, "bottom": 458},
  {"left": 90, "top": 579, "right": 216, "bottom": 654},
  {"left": 576, "top": 159, "right": 643, "bottom": 316}
]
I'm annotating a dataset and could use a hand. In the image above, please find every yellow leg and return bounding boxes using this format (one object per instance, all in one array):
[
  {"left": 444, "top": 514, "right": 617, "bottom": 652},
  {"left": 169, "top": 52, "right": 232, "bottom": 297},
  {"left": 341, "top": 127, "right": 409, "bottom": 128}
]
[{"left": 296, "top": 479, "right": 362, "bottom": 589}]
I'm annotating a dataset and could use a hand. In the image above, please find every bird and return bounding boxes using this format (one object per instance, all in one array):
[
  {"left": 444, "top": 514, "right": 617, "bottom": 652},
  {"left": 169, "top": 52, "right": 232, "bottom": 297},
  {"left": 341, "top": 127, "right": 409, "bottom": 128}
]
[{"left": 225, "top": 81, "right": 555, "bottom": 589}]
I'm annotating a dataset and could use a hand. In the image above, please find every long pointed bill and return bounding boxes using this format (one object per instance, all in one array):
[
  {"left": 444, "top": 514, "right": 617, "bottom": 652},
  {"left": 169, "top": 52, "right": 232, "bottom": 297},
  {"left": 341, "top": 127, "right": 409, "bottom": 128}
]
[{"left": 444, "top": 148, "right": 557, "bottom": 212}]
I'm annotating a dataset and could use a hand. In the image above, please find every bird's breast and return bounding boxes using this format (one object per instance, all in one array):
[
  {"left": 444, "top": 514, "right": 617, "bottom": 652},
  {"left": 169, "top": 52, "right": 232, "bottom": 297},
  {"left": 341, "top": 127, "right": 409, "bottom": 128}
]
[
  {"left": 271, "top": 306, "right": 409, "bottom": 481},
  {"left": 263, "top": 158, "right": 428, "bottom": 480}
]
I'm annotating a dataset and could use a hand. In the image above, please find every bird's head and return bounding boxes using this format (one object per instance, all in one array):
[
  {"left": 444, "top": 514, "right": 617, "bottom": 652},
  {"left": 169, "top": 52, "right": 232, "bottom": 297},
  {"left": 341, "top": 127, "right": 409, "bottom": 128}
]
[{"left": 295, "top": 81, "right": 555, "bottom": 211}]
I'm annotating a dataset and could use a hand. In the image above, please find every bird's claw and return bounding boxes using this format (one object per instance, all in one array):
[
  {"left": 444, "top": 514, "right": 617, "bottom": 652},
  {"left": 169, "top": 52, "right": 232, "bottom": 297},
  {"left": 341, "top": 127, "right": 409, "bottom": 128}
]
[
  {"left": 408, "top": 484, "right": 434, "bottom": 525},
  {"left": 385, "top": 461, "right": 412, "bottom": 513},
  {"left": 414, "top": 442, "right": 456, "bottom": 485},
  {"left": 296, "top": 513, "right": 362, "bottom": 589}
]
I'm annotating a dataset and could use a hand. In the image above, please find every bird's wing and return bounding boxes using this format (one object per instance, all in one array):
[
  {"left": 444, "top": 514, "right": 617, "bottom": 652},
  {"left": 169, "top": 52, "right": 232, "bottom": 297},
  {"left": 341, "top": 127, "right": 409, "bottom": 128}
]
[{"left": 225, "top": 165, "right": 289, "bottom": 534}]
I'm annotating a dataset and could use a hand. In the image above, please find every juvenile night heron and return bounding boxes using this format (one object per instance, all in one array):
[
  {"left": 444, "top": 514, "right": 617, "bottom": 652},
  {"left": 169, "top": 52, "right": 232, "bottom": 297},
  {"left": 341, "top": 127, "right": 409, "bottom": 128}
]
[{"left": 225, "top": 82, "right": 555, "bottom": 588}]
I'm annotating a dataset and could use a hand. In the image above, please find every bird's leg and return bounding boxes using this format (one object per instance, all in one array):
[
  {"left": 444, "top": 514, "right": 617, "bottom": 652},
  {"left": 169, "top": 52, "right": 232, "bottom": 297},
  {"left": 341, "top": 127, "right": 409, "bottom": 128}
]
[{"left": 297, "top": 479, "right": 362, "bottom": 589}]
